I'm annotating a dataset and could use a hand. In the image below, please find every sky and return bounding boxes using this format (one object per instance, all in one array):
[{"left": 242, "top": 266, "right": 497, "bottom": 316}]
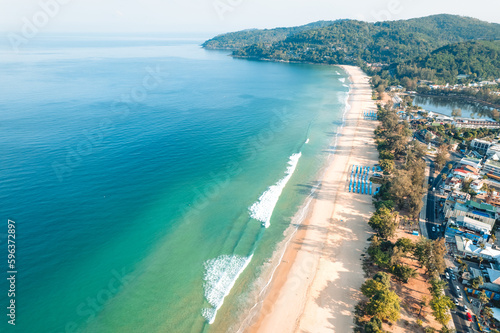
[{"left": 1, "top": 0, "right": 499, "bottom": 35}]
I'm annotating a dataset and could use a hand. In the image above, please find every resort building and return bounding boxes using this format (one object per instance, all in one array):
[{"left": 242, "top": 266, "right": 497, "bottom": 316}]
[
  {"left": 470, "top": 179, "right": 484, "bottom": 192},
  {"left": 471, "top": 138, "right": 493, "bottom": 151},
  {"left": 455, "top": 235, "right": 500, "bottom": 261},
  {"left": 455, "top": 120, "right": 500, "bottom": 129},
  {"left": 487, "top": 144, "right": 500, "bottom": 158},
  {"left": 485, "top": 192, "right": 500, "bottom": 208},
  {"left": 484, "top": 159, "right": 500, "bottom": 180},
  {"left": 460, "top": 157, "right": 482, "bottom": 170},
  {"left": 455, "top": 215, "right": 494, "bottom": 235},
  {"left": 444, "top": 191, "right": 471, "bottom": 214},
  {"left": 487, "top": 267, "right": 500, "bottom": 286},
  {"left": 453, "top": 167, "right": 480, "bottom": 180},
  {"left": 467, "top": 200, "right": 498, "bottom": 219},
  {"left": 443, "top": 177, "right": 462, "bottom": 192}
]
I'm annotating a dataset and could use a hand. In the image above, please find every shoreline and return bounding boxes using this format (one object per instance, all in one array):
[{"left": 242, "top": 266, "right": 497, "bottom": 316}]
[{"left": 243, "top": 65, "right": 379, "bottom": 333}]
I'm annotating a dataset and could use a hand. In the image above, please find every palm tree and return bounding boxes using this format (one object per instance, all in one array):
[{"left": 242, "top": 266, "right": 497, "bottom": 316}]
[
  {"left": 459, "top": 262, "right": 468, "bottom": 274},
  {"left": 478, "top": 244, "right": 485, "bottom": 267},
  {"left": 483, "top": 306, "right": 494, "bottom": 320},
  {"left": 472, "top": 276, "right": 484, "bottom": 289},
  {"left": 479, "top": 290, "right": 489, "bottom": 313}
]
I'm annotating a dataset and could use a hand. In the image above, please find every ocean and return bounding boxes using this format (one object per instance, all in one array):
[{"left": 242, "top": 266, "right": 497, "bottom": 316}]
[{"left": 0, "top": 35, "right": 349, "bottom": 333}]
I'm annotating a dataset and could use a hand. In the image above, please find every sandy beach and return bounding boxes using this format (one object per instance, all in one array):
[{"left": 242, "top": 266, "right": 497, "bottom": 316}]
[{"left": 245, "top": 65, "right": 379, "bottom": 333}]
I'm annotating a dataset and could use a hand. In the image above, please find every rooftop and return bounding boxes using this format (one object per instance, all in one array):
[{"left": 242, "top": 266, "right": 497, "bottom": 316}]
[
  {"left": 488, "top": 268, "right": 500, "bottom": 285},
  {"left": 485, "top": 159, "right": 500, "bottom": 168},
  {"left": 462, "top": 157, "right": 482, "bottom": 162},
  {"left": 467, "top": 200, "right": 495, "bottom": 213},
  {"left": 457, "top": 215, "right": 495, "bottom": 230},
  {"left": 456, "top": 235, "right": 500, "bottom": 258}
]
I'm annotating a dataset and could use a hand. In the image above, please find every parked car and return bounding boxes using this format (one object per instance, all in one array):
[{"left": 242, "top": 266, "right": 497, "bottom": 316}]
[
  {"left": 466, "top": 312, "right": 473, "bottom": 321},
  {"left": 452, "top": 274, "right": 456, "bottom": 280},
  {"left": 432, "top": 226, "right": 436, "bottom": 232},
  {"left": 463, "top": 304, "right": 468, "bottom": 311},
  {"left": 446, "top": 272, "right": 450, "bottom": 279},
  {"left": 454, "top": 299, "right": 459, "bottom": 306}
]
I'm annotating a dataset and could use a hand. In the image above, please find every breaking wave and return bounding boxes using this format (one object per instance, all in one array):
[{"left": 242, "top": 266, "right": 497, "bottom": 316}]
[
  {"left": 249, "top": 153, "right": 302, "bottom": 228},
  {"left": 202, "top": 254, "right": 254, "bottom": 324}
]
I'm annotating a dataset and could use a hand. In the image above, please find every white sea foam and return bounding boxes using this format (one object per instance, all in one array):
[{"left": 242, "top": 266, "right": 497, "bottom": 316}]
[
  {"left": 202, "top": 254, "right": 253, "bottom": 324},
  {"left": 339, "top": 77, "right": 346, "bottom": 83},
  {"left": 249, "top": 153, "right": 302, "bottom": 228},
  {"left": 237, "top": 82, "right": 353, "bottom": 333},
  {"left": 305, "top": 138, "right": 310, "bottom": 144}
]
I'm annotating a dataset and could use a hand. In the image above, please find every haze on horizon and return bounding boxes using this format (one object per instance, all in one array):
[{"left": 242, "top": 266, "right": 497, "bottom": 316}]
[{"left": 1, "top": 0, "right": 499, "bottom": 36}]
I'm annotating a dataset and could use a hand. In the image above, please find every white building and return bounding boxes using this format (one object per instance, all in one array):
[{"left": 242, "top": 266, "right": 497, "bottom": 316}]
[
  {"left": 456, "top": 235, "right": 500, "bottom": 261},
  {"left": 470, "top": 179, "right": 484, "bottom": 192},
  {"left": 487, "top": 144, "right": 500, "bottom": 157},
  {"left": 471, "top": 138, "right": 493, "bottom": 151},
  {"left": 460, "top": 157, "right": 482, "bottom": 170},
  {"left": 484, "top": 159, "right": 500, "bottom": 179},
  {"left": 456, "top": 215, "right": 495, "bottom": 234}
]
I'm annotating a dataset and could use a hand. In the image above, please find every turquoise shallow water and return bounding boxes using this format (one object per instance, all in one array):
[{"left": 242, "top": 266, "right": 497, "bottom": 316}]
[{"left": 0, "top": 35, "right": 348, "bottom": 332}]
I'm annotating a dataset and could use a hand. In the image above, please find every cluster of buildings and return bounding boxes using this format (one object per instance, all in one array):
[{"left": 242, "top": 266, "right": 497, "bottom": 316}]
[
  {"left": 427, "top": 80, "right": 499, "bottom": 90},
  {"left": 438, "top": 139, "right": 500, "bottom": 294},
  {"left": 424, "top": 113, "right": 500, "bottom": 129}
]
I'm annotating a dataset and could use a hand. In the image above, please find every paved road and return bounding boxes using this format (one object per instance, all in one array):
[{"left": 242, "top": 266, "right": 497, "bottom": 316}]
[
  {"left": 423, "top": 156, "right": 441, "bottom": 239},
  {"left": 420, "top": 151, "right": 481, "bottom": 331},
  {"left": 445, "top": 276, "right": 471, "bottom": 332},
  {"left": 445, "top": 271, "right": 480, "bottom": 332},
  {"left": 422, "top": 153, "right": 461, "bottom": 240}
]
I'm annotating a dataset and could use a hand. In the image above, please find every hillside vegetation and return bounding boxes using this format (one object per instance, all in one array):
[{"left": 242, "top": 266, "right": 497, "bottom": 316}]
[
  {"left": 203, "top": 14, "right": 500, "bottom": 106},
  {"left": 202, "top": 20, "right": 337, "bottom": 50},
  {"left": 396, "top": 40, "right": 500, "bottom": 84},
  {"left": 227, "top": 15, "right": 500, "bottom": 65}
]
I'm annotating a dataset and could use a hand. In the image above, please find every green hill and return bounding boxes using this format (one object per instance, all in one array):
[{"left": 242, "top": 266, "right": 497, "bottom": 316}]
[
  {"left": 214, "top": 15, "right": 500, "bottom": 65},
  {"left": 397, "top": 40, "right": 500, "bottom": 84},
  {"left": 201, "top": 21, "right": 337, "bottom": 50}
]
